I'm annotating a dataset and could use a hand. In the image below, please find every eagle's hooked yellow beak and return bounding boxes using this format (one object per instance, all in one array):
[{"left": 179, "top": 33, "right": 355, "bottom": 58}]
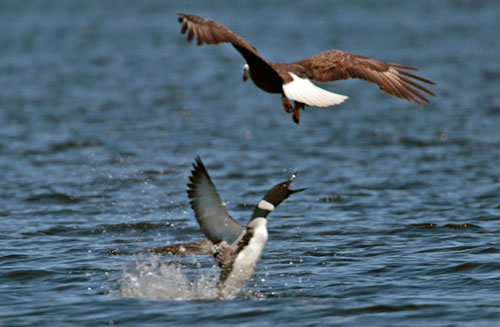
[{"left": 242, "top": 64, "right": 250, "bottom": 82}]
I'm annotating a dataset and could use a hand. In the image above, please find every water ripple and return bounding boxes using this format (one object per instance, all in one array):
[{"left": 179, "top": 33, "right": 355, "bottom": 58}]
[{"left": 1, "top": 1, "right": 500, "bottom": 326}]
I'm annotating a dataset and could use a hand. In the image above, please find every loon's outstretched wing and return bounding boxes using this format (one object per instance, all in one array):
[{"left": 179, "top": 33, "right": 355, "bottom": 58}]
[
  {"left": 136, "top": 238, "right": 216, "bottom": 256},
  {"left": 187, "top": 157, "right": 245, "bottom": 246},
  {"left": 136, "top": 238, "right": 234, "bottom": 270}
]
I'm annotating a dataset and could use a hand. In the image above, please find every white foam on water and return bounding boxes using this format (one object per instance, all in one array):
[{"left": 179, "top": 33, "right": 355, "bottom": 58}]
[
  {"left": 114, "top": 256, "right": 257, "bottom": 300},
  {"left": 115, "top": 256, "right": 220, "bottom": 300}
]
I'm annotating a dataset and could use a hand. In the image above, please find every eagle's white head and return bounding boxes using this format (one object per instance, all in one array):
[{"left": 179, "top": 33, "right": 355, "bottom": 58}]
[{"left": 242, "top": 64, "right": 250, "bottom": 82}]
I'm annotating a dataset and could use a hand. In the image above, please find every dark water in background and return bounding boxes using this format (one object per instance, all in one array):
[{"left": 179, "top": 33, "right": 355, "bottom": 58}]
[{"left": 1, "top": 0, "right": 500, "bottom": 325}]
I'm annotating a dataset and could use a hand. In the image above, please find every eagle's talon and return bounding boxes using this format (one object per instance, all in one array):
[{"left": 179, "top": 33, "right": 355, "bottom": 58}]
[
  {"left": 281, "top": 97, "right": 293, "bottom": 113},
  {"left": 292, "top": 109, "right": 300, "bottom": 124}
]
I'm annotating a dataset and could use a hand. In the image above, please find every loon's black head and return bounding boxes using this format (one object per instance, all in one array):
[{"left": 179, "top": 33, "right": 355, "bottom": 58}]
[
  {"left": 264, "top": 172, "right": 306, "bottom": 207},
  {"left": 251, "top": 172, "right": 306, "bottom": 219}
]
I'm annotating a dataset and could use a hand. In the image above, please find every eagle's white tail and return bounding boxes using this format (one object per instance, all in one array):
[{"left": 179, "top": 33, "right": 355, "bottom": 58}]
[{"left": 282, "top": 72, "right": 349, "bottom": 107}]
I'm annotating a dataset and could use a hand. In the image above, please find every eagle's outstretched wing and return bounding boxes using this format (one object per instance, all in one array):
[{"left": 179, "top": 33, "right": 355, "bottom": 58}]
[
  {"left": 177, "top": 13, "right": 282, "bottom": 86},
  {"left": 177, "top": 13, "right": 257, "bottom": 52},
  {"left": 296, "top": 50, "right": 435, "bottom": 106}
]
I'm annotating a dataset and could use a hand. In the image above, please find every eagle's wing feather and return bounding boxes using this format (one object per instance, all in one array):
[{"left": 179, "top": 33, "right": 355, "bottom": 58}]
[
  {"left": 177, "top": 13, "right": 283, "bottom": 89},
  {"left": 296, "top": 50, "right": 435, "bottom": 106},
  {"left": 177, "top": 13, "right": 258, "bottom": 53}
]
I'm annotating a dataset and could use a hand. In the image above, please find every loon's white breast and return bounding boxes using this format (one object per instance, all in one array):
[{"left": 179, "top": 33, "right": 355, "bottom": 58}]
[{"left": 219, "top": 217, "right": 268, "bottom": 298}]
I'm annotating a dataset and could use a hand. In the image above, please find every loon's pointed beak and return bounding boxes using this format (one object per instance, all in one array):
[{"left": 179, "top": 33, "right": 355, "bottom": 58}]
[
  {"left": 242, "top": 71, "right": 249, "bottom": 82},
  {"left": 286, "top": 171, "right": 307, "bottom": 194},
  {"left": 289, "top": 187, "right": 307, "bottom": 194}
]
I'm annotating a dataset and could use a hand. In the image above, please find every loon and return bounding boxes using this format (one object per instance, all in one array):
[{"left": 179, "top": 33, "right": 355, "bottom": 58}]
[{"left": 138, "top": 156, "right": 305, "bottom": 298}]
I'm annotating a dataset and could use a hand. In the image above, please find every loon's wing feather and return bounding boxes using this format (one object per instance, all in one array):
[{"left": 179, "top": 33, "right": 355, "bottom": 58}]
[
  {"left": 187, "top": 157, "right": 246, "bottom": 246},
  {"left": 136, "top": 239, "right": 216, "bottom": 256}
]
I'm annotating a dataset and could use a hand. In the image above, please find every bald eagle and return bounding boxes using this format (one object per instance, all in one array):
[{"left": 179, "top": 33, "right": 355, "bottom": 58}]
[{"left": 177, "top": 13, "right": 435, "bottom": 124}]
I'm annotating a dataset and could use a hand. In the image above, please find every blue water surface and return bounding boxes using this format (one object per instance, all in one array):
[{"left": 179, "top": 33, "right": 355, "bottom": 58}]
[{"left": 1, "top": 0, "right": 500, "bottom": 326}]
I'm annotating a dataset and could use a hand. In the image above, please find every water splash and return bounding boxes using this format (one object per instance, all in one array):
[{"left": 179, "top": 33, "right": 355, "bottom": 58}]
[
  {"left": 114, "top": 255, "right": 267, "bottom": 300},
  {"left": 116, "top": 256, "right": 221, "bottom": 300}
]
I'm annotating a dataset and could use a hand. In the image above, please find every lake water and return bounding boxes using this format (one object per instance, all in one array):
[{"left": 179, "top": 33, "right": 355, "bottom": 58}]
[{"left": 1, "top": 0, "right": 500, "bottom": 326}]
